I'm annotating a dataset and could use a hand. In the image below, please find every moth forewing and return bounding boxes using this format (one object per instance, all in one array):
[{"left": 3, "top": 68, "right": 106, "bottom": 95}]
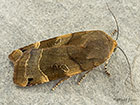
[{"left": 9, "top": 30, "right": 117, "bottom": 87}]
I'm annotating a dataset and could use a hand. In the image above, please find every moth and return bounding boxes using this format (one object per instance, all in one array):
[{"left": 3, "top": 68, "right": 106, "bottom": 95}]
[{"left": 8, "top": 4, "right": 131, "bottom": 90}]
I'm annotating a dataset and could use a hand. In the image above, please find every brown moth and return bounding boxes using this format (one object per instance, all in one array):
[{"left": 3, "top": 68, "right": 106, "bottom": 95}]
[
  {"left": 9, "top": 4, "right": 131, "bottom": 90},
  {"left": 9, "top": 30, "right": 117, "bottom": 88}
]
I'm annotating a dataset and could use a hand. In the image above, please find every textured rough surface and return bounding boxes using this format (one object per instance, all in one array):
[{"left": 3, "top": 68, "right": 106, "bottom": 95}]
[{"left": 0, "top": 0, "right": 139, "bottom": 105}]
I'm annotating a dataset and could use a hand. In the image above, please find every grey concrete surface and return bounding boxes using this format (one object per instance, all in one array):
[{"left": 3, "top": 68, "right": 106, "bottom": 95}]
[{"left": 0, "top": 0, "right": 140, "bottom": 105}]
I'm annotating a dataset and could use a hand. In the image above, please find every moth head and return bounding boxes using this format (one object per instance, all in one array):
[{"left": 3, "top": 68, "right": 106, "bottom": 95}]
[{"left": 84, "top": 30, "right": 117, "bottom": 61}]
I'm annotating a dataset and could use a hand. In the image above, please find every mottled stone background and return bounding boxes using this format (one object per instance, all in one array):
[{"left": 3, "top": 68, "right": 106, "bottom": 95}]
[{"left": 0, "top": 0, "right": 139, "bottom": 105}]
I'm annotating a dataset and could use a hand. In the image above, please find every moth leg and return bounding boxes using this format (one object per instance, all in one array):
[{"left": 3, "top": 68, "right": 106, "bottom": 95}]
[
  {"left": 110, "top": 29, "right": 117, "bottom": 36},
  {"left": 51, "top": 76, "right": 71, "bottom": 91},
  {"left": 77, "top": 71, "right": 90, "bottom": 85},
  {"left": 104, "top": 60, "right": 111, "bottom": 76}
]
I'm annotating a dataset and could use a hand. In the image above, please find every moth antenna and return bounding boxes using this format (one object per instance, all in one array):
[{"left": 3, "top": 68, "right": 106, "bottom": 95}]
[
  {"left": 117, "top": 46, "right": 133, "bottom": 87},
  {"left": 106, "top": 2, "right": 119, "bottom": 40}
]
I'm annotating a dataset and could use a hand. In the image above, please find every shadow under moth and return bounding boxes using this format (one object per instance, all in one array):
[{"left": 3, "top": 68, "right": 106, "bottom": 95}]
[{"left": 8, "top": 4, "right": 131, "bottom": 90}]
